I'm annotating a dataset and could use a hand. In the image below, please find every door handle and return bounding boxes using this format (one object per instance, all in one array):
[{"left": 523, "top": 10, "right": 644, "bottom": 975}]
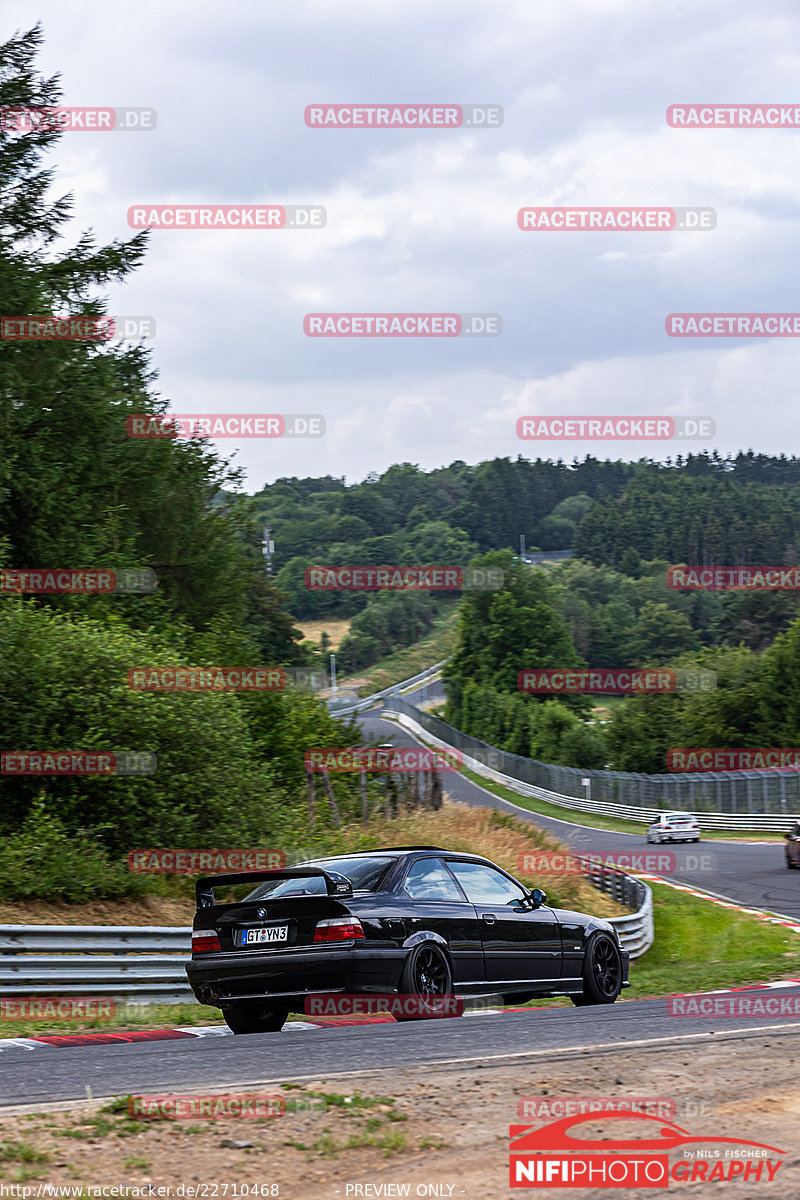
[{"left": 481, "top": 914, "right": 497, "bottom": 925}]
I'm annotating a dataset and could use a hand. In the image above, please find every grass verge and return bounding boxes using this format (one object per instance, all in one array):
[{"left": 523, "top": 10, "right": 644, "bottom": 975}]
[
  {"left": 628, "top": 879, "right": 800, "bottom": 998},
  {"left": 447, "top": 756, "right": 787, "bottom": 842},
  {"left": 342, "top": 603, "right": 460, "bottom": 696}
]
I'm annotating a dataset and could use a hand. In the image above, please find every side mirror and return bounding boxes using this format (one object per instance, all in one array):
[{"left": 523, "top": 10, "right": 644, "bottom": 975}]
[
  {"left": 784, "top": 832, "right": 791, "bottom": 840},
  {"left": 528, "top": 888, "right": 546, "bottom": 909}
]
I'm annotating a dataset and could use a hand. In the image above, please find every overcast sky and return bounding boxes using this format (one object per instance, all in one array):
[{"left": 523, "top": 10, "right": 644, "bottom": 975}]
[{"left": 9, "top": 0, "right": 800, "bottom": 488}]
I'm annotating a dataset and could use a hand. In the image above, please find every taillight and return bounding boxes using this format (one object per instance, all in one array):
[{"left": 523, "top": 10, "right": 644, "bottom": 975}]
[
  {"left": 192, "top": 929, "right": 221, "bottom": 953},
  {"left": 313, "top": 917, "right": 364, "bottom": 943}
]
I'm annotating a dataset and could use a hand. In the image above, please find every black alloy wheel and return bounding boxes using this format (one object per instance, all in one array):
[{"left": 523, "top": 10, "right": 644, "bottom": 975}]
[
  {"left": 571, "top": 933, "right": 623, "bottom": 1006},
  {"left": 395, "top": 943, "right": 455, "bottom": 1020}
]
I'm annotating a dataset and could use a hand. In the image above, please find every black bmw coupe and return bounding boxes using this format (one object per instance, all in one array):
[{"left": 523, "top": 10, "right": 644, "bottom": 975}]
[{"left": 186, "top": 846, "right": 629, "bottom": 1033}]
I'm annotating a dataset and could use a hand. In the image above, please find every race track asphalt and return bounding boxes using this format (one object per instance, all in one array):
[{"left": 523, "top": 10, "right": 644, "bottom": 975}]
[
  {"left": 358, "top": 698, "right": 800, "bottom": 923},
  {"left": 2, "top": 689, "right": 798, "bottom": 1110},
  {"left": 3, "top": 993, "right": 800, "bottom": 1108}
]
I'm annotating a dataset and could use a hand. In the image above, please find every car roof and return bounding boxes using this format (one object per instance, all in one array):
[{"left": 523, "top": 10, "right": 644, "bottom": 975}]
[{"left": 298, "top": 846, "right": 493, "bottom": 864}]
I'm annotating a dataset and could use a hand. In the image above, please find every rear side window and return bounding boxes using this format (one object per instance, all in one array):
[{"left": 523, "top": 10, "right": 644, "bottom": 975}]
[
  {"left": 245, "top": 856, "right": 394, "bottom": 900},
  {"left": 403, "top": 857, "right": 464, "bottom": 902}
]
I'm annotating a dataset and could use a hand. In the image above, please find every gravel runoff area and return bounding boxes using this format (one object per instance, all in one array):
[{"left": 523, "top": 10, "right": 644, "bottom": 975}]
[{"left": 0, "top": 1028, "right": 797, "bottom": 1197}]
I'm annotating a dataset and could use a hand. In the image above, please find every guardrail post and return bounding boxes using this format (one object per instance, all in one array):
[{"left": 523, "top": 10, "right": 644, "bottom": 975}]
[
  {"left": 306, "top": 769, "right": 316, "bottom": 828},
  {"left": 360, "top": 768, "right": 369, "bottom": 826},
  {"left": 320, "top": 768, "right": 341, "bottom": 827}
]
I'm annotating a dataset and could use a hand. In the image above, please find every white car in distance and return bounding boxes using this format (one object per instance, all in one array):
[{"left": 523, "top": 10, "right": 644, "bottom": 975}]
[{"left": 646, "top": 811, "right": 700, "bottom": 843}]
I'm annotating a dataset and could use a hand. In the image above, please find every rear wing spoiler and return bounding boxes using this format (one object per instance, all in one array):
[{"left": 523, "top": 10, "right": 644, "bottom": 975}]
[{"left": 195, "top": 866, "right": 353, "bottom": 909}]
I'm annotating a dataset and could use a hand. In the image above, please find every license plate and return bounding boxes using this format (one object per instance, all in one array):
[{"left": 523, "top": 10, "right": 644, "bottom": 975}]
[{"left": 238, "top": 925, "right": 289, "bottom": 946}]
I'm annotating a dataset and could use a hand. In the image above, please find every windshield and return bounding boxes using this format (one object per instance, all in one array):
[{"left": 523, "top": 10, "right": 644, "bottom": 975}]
[{"left": 244, "top": 856, "right": 395, "bottom": 900}]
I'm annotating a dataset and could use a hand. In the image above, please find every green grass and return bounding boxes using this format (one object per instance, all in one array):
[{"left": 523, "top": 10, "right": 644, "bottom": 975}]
[
  {"left": 0, "top": 1141, "right": 50, "bottom": 1165},
  {"left": 300, "top": 1091, "right": 396, "bottom": 1111},
  {"left": 0, "top": 1001, "right": 224, "bottom": 1040},
  {"left": 0, "top": 1000, "right": 366, "bottom": 1040},
  {"left": 626, "top": 880, "right": 800, "bottom": 998},
  {"left": 450, "top": 756, "right": 787, "bottom": 842},
  {"left": 342, "top": 604, "right": 460, "bottom": 696},
  {"left": 286, "top": 1121, "right": 408, "bottom": 1159}
]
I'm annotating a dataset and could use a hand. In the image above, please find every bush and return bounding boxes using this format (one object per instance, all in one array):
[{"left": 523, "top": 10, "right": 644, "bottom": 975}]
[
  {"left": 0, "top": 799, "right": 146, "bottom": 903},
  {"left": 0, "top": 601, "right": 359, "bottom": 854}
]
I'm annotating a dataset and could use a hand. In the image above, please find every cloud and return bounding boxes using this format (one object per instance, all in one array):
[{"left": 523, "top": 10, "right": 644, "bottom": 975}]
[{"left": 7, "top": 0, "right": 800, "bottom": 483}]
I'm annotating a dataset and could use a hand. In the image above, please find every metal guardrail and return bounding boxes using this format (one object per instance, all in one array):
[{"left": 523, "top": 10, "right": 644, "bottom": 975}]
[
  {"left": 386, "top": 702, "right": 800, "bottom": 830},
  {"left": 580, "top": 859, "right": 654, "bottom": 959},
  {"left": 326, "top": 660, "right": 446, "bottom": 718},
  {"left": 0, "top": 926, "right": 195, "bottom": 1004},
  {"left": 0, "top": 859, "right": 652, "bottom": 1007},
  {"left": 0, "top": 854, "right": 652, "bottom": 1012}
]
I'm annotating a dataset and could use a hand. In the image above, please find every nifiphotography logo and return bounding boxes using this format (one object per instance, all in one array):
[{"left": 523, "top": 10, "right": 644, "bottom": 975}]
[{"left": 508, "top": 1108, "right": 784, "bottom": 1187}]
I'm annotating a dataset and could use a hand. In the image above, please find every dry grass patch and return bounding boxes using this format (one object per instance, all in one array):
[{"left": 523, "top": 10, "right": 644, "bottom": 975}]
[
  {"left": 295, "top": 619, "right": 350, "bottom": 650},
  {"left": 334, "top": 801, "right": 628, "bottom": 918},
  {"left": 0, "top": 895, "right": 195, "bottom": 926}
]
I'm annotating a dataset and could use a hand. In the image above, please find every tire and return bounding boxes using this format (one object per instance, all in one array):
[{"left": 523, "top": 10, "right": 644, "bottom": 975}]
[
  {"left": 395, "top": 942, "right": 455, "bottom": 1021},
  {"left": 222, "top": 1006, "right": 289, "bottom": 1034},
  {"left": 570, "top": 933, "right": 624, "bottom": 1007},
  {"left": 787, "top": 855, "right": 796, "bottom": 870}
]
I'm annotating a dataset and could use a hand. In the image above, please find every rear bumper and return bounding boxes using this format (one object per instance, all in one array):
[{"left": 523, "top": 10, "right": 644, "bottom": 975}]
[{"left": 186, "top": 945, "right": 405, "bottom": 1009}]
